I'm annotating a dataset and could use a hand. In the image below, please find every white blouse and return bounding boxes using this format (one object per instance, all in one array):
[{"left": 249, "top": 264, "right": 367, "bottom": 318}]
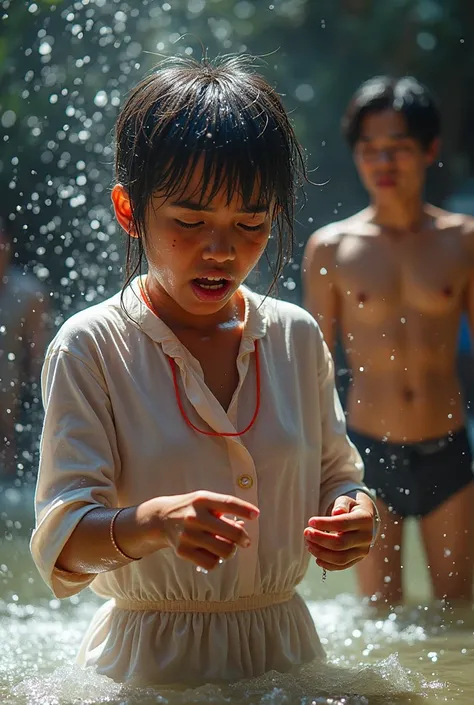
[{"left": 31, "top": 277, "right": 366, "bottom": 685}]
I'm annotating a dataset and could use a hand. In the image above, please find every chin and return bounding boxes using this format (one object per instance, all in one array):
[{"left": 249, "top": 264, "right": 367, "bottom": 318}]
[{"left": 187, "top": 296, "right": 234, "bottom": 316}]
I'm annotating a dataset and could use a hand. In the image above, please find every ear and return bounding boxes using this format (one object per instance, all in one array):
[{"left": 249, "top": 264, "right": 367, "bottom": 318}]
[
  {"left": 425, "top": 137, "right": 441, "bottom": 167},
  {"left": 111, "top": 184, "right": 138, "bottom": 238}
]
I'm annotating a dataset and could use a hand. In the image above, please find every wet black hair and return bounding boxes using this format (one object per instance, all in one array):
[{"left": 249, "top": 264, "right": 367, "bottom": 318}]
[
  {"left": 114, "top": 54, "right": 307, "bottom": 295},
  {"left": 342, "top": 75, "right": 441, "bottom": 151}
]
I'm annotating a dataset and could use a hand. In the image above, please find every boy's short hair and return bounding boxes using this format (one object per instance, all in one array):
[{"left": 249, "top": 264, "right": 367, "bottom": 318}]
[{"left": 342, "top": 75, "right": 441, "bottom": 151}]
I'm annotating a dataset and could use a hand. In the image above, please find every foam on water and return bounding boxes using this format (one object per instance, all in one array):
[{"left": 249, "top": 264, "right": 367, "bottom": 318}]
[
  {"left": 2, "top": 595, "right": 455, "bottom": 705},
  {"left": 9, "top": 656, "right": 445, "bottom": 705}
]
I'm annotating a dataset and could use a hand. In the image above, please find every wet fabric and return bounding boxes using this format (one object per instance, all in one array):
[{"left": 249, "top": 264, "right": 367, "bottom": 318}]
[
  {"left": 349, "top": 427, "right": 474, "bottom": 517},
  {"left": 31, "top": 277, "right": 367, "bottom": 685}
]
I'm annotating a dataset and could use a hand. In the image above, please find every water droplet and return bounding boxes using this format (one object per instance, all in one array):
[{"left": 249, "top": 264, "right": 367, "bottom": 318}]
[
  {"left": 417, "top": 31, "right": 437, "bottom": 51},
  {"left": 295, "top": 84, "right": 314, "bottom": 102},
  {"left": 1, "top": 110, "right": 17, "bottom": 128},
  {"left": 94, "top": 90, "right": 108, "bottom": 107},
  {"left": 234, "top": 1, "right": 255, "bottom": 20},
  {"left": 39, "top": 41, "right": 52, "bottom": 56}
]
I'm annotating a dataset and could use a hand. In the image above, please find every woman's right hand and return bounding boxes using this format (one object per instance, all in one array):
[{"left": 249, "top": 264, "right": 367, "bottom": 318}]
[{"left": 144, "top": 491, "right": 259, "bottom": 572}]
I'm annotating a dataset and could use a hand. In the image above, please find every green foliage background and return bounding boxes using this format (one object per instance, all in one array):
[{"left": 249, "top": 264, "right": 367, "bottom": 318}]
[{"left": 1, "top": 0, "right": 473, "bottom": 315}]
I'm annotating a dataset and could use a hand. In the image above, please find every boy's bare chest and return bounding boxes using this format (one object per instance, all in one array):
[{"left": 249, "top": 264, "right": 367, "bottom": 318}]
[{"left": 335, "top": 230, "right": 469, "bottom": 318}]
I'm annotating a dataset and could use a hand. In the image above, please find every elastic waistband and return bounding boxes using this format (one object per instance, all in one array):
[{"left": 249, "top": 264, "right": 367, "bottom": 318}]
[
  {"left": 113, "top": 590, "right": 295, "bottom": 613},
  {"left": 348, "top": 426, "right": 467, "bottom": 454}
]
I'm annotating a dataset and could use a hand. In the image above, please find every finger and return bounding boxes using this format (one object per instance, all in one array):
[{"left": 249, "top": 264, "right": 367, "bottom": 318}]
[
  {"left": 331, "top": 495, "right": 356, "bottom": 515},
  {"left": 176, "top": 544, "right": 220, "bottom": 571},
  {"left": 306, "top": 544, "right": 366, "bottom": 566},
  {"left": 183, "top": 529, "right": 238, "bottom": 560},
  {"left": 194, "top": 492, "right": 259, "bottom": 520},
  {"left": 203, "top": 514, "right": 251, "bottom": 548},
  {"left": 315, "top": 556, "right": 363, "bottom": 572},
  {"left": 304, "top": 528, "right": 369, "bottom": 551},
  {"left": 308, "top": 511, "right": 370, "bottom": 533}
]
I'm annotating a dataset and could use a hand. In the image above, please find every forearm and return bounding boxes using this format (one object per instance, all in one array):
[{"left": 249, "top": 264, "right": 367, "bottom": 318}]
[{"left": 56, "top": 500, "right": 167, "bottom": 574}]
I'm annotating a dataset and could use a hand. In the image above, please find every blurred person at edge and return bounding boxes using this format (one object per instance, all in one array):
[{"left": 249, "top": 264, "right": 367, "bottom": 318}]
[
  {"left": 303, "top": 76, "right": 474, "bottom": 607},
  {"left": 0, "top": 217, "right": 49, "bottom": 481}
]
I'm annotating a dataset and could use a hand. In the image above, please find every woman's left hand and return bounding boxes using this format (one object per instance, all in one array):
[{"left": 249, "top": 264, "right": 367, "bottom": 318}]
[{"left": 304, "top": 492, "right": 375, "bottom": 572}]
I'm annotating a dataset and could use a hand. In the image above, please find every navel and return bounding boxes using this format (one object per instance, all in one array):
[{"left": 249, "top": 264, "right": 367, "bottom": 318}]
[
  {"left": 402, "top": 386, "right": 415, "bottom": 403},
  {"left": 357, "top": 292, "right": 368, "bottom": 304},
  {"left": 442, "top": 285, "right": 453, "bottom": 297}
]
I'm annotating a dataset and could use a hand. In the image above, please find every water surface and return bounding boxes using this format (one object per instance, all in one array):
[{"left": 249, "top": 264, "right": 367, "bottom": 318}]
[{"left": 1, "top": 487, "right": 472, "bottom": 704}]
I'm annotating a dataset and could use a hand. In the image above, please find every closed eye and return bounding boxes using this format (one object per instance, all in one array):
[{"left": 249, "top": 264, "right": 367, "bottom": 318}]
[
  {"left": 175, "top": 219, "right": 204, "bottom": 229},
  {"left": 238, "top": 222, "right": 265, "bottom": 232}
]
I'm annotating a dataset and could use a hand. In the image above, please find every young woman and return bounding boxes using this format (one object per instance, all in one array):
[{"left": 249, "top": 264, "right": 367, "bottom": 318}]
[{"left": 31, "top": 56, "right": 377, "bottom": 686}]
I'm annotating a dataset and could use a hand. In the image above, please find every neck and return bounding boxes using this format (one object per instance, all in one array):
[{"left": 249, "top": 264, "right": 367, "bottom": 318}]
[
  {"left": 143, "top": 276, "right": 244, "bottom": 335},
  {"left": 370, "top": 197, "right": 426, "bottom": 232}
]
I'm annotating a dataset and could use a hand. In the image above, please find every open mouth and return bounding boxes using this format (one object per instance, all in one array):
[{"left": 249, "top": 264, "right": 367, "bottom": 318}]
[
  {"left": 193, "top": 277, "right": 229, "bottom": 290},
  {"left": 190, "top": 276, "right": 233, "bottom": 302}
]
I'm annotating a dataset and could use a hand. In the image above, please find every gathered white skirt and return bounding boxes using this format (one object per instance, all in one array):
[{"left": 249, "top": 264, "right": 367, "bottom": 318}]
[{"left": 77, "top": 591, "right": 324, "bottom": 685}]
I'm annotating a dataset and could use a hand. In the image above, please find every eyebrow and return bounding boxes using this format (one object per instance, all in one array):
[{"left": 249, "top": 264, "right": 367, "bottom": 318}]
[
  {"left": 171, "top": 199, "right": 269, "bottom": 214},
  {"left": 359, "top": 132, "right": 409, "bottom": 142}
]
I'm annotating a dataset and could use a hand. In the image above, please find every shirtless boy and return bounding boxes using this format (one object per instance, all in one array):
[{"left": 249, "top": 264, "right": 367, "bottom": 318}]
[{"left": 303, "top": 76, "right": 474, "bottom": 605}]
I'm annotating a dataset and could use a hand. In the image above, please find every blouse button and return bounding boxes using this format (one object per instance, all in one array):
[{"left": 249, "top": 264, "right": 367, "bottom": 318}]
[{"left": 237, "top": 474, "right": 254, "bottom": 490}]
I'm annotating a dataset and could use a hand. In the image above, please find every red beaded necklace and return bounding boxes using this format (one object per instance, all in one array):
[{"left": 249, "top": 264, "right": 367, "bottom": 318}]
[{"left": 139, "top": 280, "right": 260, "bottom": 437}]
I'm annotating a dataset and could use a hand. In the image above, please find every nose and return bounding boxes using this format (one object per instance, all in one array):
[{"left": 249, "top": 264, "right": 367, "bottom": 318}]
[
  {"left": 202, "top": 229, "right": 236, "bottom": 263},
  {"left": 375, "top": 149, "right": 395, "bottom": 164}
]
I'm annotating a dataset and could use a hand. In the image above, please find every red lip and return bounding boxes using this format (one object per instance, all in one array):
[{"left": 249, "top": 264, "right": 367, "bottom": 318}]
[
  {"left": 376, "top": 175, "right": 397, "bottom": 187},
  {"left": 193, "top": 270, "right": 233, "bottom": 281},
  {"left": 190, "top": 278, "right": 233, "bottom": 303}
]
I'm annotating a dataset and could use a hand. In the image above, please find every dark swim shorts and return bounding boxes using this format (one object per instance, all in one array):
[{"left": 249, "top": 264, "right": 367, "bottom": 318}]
[{"left": 348, "top": 427, "right": 474, "bottom": 518}]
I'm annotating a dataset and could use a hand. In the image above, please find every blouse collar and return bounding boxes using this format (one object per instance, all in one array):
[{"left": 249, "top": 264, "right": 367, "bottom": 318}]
[{"left": 118, "top": 276, "right": 268, "bottom": 358}]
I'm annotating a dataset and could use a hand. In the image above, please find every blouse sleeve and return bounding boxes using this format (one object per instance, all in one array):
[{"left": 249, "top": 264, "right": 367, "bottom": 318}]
[
  {"left": 30, "top": 348, "right": 120, "bottom": 598},
  {"left": 314, "top": 326, "right": 367, "bottom": 515}
]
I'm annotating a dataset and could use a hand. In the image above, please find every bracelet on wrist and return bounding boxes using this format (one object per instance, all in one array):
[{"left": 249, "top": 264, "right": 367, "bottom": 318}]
[{"left": 110, "top": 508, "right": 137, "bottom": 562}]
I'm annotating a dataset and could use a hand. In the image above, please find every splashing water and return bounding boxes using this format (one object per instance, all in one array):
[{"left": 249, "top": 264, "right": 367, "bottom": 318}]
[
  {"left": 1, "top": 3, "right": 473, "bottom": 704},
  {"left": 2, "top": 564, "right": 470, "bottom": 705}
]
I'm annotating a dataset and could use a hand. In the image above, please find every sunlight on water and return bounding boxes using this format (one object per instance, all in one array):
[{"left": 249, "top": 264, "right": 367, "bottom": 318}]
[
  {"left": 1, "top": 2, "right": 474, "bottom": 704},
  {"left": 0, "top": 512, "right": 473, "bottom": 705},
  {"left": 2, "top": 591, "right": 470, "bottom": 705}
]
